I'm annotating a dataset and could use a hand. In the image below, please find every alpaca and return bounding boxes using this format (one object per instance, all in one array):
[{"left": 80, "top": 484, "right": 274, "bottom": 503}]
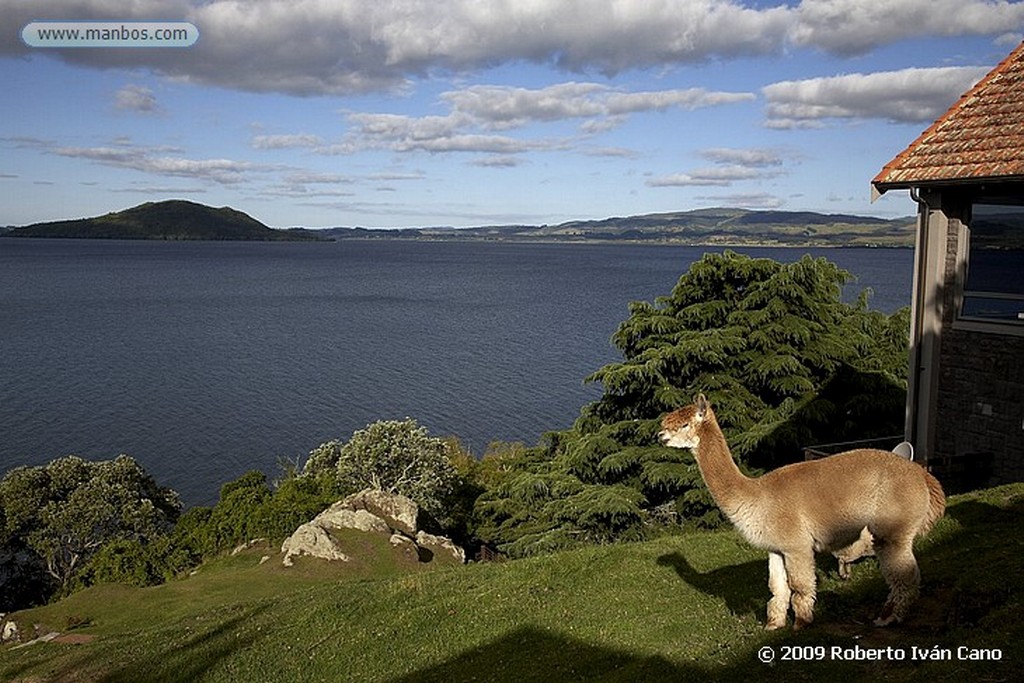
[
  {"left": 831, "top": 442, "right": 916, "bottom": 579},
  {"left": 658, "top": 395, "right": 945, "bottom": 629}
]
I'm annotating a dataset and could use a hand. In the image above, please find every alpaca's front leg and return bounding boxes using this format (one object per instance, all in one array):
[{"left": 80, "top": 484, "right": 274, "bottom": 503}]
[
  {"left": 766, "top": 552, "right": 790, "bottom": 630},
  {"left": 784, "top": 550, "right": 818, "bottom": 629}
]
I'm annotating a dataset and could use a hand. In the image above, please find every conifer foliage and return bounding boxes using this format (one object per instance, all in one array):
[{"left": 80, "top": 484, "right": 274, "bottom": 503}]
[{"left": 475, "top": 251, "right": 909, "bottom": 555}]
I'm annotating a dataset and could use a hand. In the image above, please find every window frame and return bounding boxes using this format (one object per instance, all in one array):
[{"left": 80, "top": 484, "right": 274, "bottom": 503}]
[{"left": 955, "top": 195, "right": 1024, "bottom": 335}]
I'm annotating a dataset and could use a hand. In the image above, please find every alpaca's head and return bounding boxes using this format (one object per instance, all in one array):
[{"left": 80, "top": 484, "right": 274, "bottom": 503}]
[{"left": 658, "top": 394, "right": 713, "bottom": 449}]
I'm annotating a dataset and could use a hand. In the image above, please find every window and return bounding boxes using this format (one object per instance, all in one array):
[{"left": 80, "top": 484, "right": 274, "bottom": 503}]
[{"left": 962, "top": 201, "right": 1024, "bottom": 325}]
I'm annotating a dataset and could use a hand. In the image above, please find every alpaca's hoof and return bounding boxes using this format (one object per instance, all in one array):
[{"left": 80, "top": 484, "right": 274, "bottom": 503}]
[
  {"left": 793, "top": 617, "right": 812, "bottom": 630},
  {"left": 873, "top": 602, "right": 900, "bottom": 627},
  {"left": 765, "top": 620, "right": 787, "bottom": 631}
]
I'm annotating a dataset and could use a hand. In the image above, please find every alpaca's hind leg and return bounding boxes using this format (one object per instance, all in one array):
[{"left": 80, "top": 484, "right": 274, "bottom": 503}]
[
  {"left": 766, "top": 552, "right": 791, "bottom": 630},
  {"left": 873, "top": 537, "right": 921, "bottom": 627},
  {"left": 784, "top": 550, "right": 818, "bottom": 629}
]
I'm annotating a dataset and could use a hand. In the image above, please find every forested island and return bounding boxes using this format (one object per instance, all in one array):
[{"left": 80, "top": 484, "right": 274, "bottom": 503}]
[
  {"left": 2, "top": 200, "right": 327, "bottom": 241},
  {"left": 2, "top": 200, "right": 916, "bottom": 246}
]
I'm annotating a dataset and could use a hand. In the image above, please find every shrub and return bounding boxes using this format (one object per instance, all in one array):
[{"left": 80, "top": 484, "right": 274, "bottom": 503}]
[{"left": 303, "top": 419, "right": 462, "bottom": 528}]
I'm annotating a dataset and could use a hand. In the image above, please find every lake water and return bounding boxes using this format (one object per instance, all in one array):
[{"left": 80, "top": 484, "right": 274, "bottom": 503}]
[{"left": 0, "top": 238, "right": 913, "bottom": 506}]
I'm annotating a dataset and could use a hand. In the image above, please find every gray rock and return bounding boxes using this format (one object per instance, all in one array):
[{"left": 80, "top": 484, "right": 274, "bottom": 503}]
[
  {"left": 340, "top": 489, "right": 420, "bottom": 536},
  {"left": 317, "top": 506, "right": 391, "bottom": 534},
  {"left": 281, "top": 522, "right": 351, "bottom": 567},
  {"left": 416, "top": 531, "right": 467, "bottom": 564},
  {"left": 1, "top": 619, "right": 18, "bottom": 643},
  {"left": 280, "top": 488, "right": 464, "bottom": 567}
]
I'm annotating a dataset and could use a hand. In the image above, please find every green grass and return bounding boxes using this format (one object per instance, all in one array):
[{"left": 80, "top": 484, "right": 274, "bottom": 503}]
[{"left": 3, "top": 485, "right": 1023, "bottom": 682}]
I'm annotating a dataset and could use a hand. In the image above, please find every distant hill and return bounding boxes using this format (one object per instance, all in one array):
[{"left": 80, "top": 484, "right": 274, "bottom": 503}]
[
  {"left": 325, "top": 207, "right": 915, "bottom": 247},
  {"left": 5, "top": 200, "right": 326, "bottom": 241}
]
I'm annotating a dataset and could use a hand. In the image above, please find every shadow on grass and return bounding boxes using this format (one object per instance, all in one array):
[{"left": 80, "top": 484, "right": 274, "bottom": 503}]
[
  {"left": 97, "top": 607, "right": 266, "bottom": 683},
  {"left": 656, "top": 552, "right": 766, "bottom": 620},
  {"left": 386, "top": 626, "right": 707, "bottom": 683}
]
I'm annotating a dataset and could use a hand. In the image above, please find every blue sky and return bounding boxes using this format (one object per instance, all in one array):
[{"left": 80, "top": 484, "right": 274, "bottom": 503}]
[{"left": 2, "top": 1, "right": 1022, "bottom": 229}]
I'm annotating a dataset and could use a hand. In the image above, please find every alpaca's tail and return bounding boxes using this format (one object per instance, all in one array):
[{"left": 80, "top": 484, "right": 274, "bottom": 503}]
[{"left": 918, "top": 468, "right": 946, "bottom": 536}]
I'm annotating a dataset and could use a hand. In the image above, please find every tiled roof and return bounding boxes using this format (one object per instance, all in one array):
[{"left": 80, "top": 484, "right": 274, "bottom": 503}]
[{"left": 873, "top": 41, "right": 1024, "bottom": 194}]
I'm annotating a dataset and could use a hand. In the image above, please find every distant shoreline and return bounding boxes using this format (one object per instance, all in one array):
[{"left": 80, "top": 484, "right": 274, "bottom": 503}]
[
  {"left": 3, "top": 200, "right": 917, "bottom": 248},
  {"left": 321, "top": 234, "right": 915, "bottom": 249},
  {"left": 0, "top": 233, "right": 915, "bottom": 249}
]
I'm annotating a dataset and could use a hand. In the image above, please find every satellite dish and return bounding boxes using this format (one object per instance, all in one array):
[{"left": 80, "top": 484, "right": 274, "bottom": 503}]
[{"left": 892, "top": 441, "right": 914, "bottom": 461}]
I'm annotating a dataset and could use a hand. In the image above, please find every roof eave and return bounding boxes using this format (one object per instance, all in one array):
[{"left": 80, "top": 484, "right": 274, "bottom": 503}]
[{"left": 872, "top": 174, "right": 1024, "bottom": 202}]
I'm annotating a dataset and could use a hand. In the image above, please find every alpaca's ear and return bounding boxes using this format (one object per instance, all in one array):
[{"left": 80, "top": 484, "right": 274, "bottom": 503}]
[{"left": 695, "top": 393, "right": 708, "bottom": 415}]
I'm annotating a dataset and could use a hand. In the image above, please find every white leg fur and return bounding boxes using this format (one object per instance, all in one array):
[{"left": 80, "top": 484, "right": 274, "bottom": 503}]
[{"left": 766, "top": 552, "right": 790, "bottom": 630}]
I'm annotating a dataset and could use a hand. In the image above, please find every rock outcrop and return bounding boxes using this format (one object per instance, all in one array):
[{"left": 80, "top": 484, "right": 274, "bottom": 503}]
[{"left": 280, "top": 489, "right": 465, "bottom": 567}]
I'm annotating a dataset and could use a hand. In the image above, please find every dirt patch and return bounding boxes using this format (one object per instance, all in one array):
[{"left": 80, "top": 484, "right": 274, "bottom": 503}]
[{"left": 52, "top": 633, "right": 96, "bottom": 645}]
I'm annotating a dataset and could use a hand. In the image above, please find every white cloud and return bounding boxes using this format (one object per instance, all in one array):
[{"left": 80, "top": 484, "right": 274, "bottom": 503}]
[
  {"left": 110, "top": 184, "right": 209, "bottom": 194},
  {"left": 700, "top": 147, "right": 784, "bottom": 167},
  {"left": 695, "top": 191, "right": 784, "bottom": 208},
  {"left": 442, "top": 83, "right": 753, "bottom": 130},
  {"left": 342, "top": 111, "right": 551, "bottom": 155},
  {"left": 792, "top": 0, "right": 1024, "bottom": 56},
  {"left": 336, "top": 82, "right": 752, "bottom": 159},
  {"left": 647, "top": 166, "right": 771, "bottom": 187},
  {"left": 114, "top": 84, "right": 161, "bottom": 114},
  {"left": 762, "top": 66, "right": 991, "bottom": 126},
  {"left": 6, "top": 0, "right": 1024, "bottom": 100},
  {"left": 583, "top": 146, "right": 640, "bottom": 158},
  {"left": 355, "top": 0, "right": 792, "bottom": 76},
  {"left": 5, "top": 1, "right": 1020, "bottom": 96},
  {"left": 51, "top": 143, "right": 266, "bottom": 184},
  {"left": 470, "top": 155, "right": 524, "bottom": 168},
  {"left": 649, "top": 145, "right": 790, "bottom": 188},
  {"left": 366, "top": 172, "right": 426, "bottom": 181},
  {"left": 251, "top": 134, "right": 324, "bottom": 150},
  {"left": 3, "top": 1, "right": 790, "bottom": 96},
  {"left": 282, "top": 171, "right": 352, "bottom": 185}
]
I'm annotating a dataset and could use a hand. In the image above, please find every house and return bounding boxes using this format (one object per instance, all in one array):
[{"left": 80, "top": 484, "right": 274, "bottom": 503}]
[{"left": 872, "top": 41, "right": 1024, "bottom": 492}]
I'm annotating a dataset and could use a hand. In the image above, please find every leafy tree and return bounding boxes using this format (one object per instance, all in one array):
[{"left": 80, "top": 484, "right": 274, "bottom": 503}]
[
  {"left": 0, "top": 455, "right": 180, "bottom": 601},
  {"left": 165, "top": 470, "right": 332, "bottom": 558},
  {"left": 204, "top": 470, "right": 272, "bottom": 550},
  {"left": 303, "top": 418, "right": 462, "bottom": 527},
  {"left": 76, "top": 536, "right": 192, "bottom": 590},
  {"left": 125, "top": 468, "right": 338, "bottom": 577},
  {"left": 475, "top": 251, "right": 910, "bottom": 555}
]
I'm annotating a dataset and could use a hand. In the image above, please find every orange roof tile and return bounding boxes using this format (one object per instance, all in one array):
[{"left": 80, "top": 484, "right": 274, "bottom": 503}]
[{"left": 873, "top": 41, "right": 1024, "bottom": 194}]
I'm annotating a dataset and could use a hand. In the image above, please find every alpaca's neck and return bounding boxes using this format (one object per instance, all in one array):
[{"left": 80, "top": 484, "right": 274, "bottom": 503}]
[{"left": 694, "top": 418, "right": 757, "bottom": 513}]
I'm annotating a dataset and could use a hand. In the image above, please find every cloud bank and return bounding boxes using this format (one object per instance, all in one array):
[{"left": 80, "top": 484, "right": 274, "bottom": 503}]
[
  {"left": 762, "top": 66, "right": 992, "bottom": 127},
  {"left": 4, "top": 0, "right": 1020, "bottom": 96}
]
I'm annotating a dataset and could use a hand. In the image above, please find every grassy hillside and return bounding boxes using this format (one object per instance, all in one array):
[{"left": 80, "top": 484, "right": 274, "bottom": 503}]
[
  {"left": 3, "top": 484, "right": 1022, "bottom": 682},
  {"left": 6, "top": 200, "right": 325, "bottom": 241}
]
